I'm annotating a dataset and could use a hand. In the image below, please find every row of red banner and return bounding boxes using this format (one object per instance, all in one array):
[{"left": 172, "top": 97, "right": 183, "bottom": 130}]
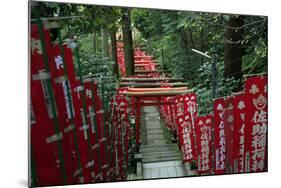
[
  {"left": 117, "top": 42, "right": 160, "bottom": 77},
  {"left": 31, "top": 24, "right": 132, "bottom": 186},
  {"left": 160, "top": 75, "right": 267, "bottom": 174}
]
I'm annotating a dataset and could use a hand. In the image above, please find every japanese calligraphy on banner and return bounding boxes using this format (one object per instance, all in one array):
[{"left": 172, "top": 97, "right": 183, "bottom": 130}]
[
  {"left": 183, "top": 92, "right": 197, "bottom": 116},
  {"left": 176, "top": 113, "right": 196, "bottom": 163},
  {"left": 223, "top": 96, "right": 234, "bottom": 173},
  {"left": 232, "top": 93, "right": 247, "bottom": 173},
  {"left": 174, "top": 95, "right": 184, "bottom": 116},
  {"left": 31, "top": 24, "right": 53, "bottom": 75},
  {"left": 245, "top": 75, "right": 268, "bottom": 172},
  {"left": 195, "top": 115, "right": 212, "bottom": 174},
  {"left": 214, "top": 98, "right": 226, "bottom": 174},
  {"left": 71, "top": 81, "right": 95, "bottom": 183},
  {"left": 31, "top": 24, "right": 66, "bottom": 186},
  {"left": 51, "top": 44, "right": 77, "bottom": 85}
]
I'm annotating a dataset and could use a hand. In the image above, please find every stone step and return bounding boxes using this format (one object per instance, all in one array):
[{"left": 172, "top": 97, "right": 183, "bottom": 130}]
[
  {"left": 146, "top": 133, "right": 164, "bottom": 140},
  {"left": 142, "top": 153, "right": 181, "bottom": 163},
  {"left": 142, "top": 150, "right": 180, "bottom": 158},
  {"left": 143, "top": 164, "right": 186, "bottom": 179},
  {"left": 145, "top": 116, "right": 161, "bottom": 120},
  {"left": 143, "top": 107, "right": 158, "bottom": 113},
  {"left": 145, "top": 129, "right": 163, "bottom": 134},
  {"left": 146, "top": 121, "right": 161, "bottom": 127},
  {"left": 143, "top": 160, "right": 182, "bottom": 168},
  {"left": 146, "top": 139, "right": 166, "bottom": 145},
  {"left": 141, "top": 143, "right": 178, "bottom": 150}
]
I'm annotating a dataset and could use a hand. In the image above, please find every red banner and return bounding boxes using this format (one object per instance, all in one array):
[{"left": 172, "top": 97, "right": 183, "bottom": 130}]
[
  {"left": 244, "top": 75, "right": 268, "bottom": 172},
  {"left": 232, "top": 93, "right": 247, "bottom": 173},
  {"left": 195, "top": 115, "right": 212, "bottom": 174},
  {"left": 31, "top": 24, "right": 65, "bottom": 186},
  {"left": 71, "top": 81, "right": 95, "bottom": 183},
  {"left": 223, "top": 96, "right": 234, "bottom": 173},
  {"left": 213, "top": 98, "right": 226, "bottom": 174},
  {"left": 176, "top": 113, "right": 196, "bottom": 163},
  {"left": 183, "top": 92, "right": 197, "bottom": 117}
]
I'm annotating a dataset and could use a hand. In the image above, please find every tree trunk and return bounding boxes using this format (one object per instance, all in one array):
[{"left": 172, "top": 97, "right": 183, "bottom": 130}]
[
  {"left": 101, "top": 28, "right": 109, "bottom": 57},
  {"left": 93, "top": 30, "right": 97, "bottom": 54},
  {"left": 121, "top": 8, "right": 135, "bottom": 77},
  {"left": 224, "top": 16, "right": 244, "bottom": 85},
  {"left": 110, "top": 30, "right": 119, "bottom": 78}
]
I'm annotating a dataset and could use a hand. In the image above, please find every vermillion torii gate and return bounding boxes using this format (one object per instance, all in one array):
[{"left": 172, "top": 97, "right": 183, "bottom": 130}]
[
  {"left": 122, "top": 87, "right": 191, "bottom": 151},
  {"left": 118, "top": 53, "right": 189, "bottom": 151}
]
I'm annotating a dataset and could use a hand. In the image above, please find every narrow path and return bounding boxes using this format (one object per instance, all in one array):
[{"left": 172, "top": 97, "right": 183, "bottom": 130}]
[{"left": 140, "top": 106, "right": 187, "bottom": 179}]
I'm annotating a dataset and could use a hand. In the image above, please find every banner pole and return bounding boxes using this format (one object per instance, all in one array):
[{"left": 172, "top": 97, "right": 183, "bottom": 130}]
[
  {"left": 35, "top": 12, "right": 67, "bottom": 183},
  {"left": 57, "top": 28, "right": 84, "bottom": 181},
  {"left": 30, "top": 146, "right": 38, "bottom": 187},
  {"left": 101, "top": 80, "right": 109, "bottom": 169},
  {"left": 74, "top": 41, "right": 95, "bottom": 179},
  {"left": 89, "top": 80, "right": 102, "bottom": 174}
]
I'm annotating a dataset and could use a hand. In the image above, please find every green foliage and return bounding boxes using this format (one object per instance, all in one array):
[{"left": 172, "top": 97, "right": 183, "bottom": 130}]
[
  {"left": 193, "top": 61, "right": 240, "bottom": 115},
  {"left": 32, "top": 2, "right": 267, "bottom": 115}
]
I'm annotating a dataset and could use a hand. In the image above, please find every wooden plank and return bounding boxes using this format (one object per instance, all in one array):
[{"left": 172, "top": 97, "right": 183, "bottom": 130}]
[
  {"left": 134, "top": 63, "right": 160, "bottom": 67},
  {"left": 135, "top": 70, "right": 159, "bottom": 74},
  {"left": 134, "top": 55, "right": 154, "bottom": 58},
  {"left": 134, "top": 70, "right": 172, "bottom": 74},
  {"left": 127, "top": 87, "right": 188, "bottom": 92},
  {"left": 134, "top": 60, "right": 156, "bottom": 64},
  {"left": 120, "top": 82, "right": 188, "bottom": 88},
  {"left": 122, "top": 90, "right": 192, "bottom": 97},
  {"left": 121, "top": 77, "right": 184, "bottom": 82}
]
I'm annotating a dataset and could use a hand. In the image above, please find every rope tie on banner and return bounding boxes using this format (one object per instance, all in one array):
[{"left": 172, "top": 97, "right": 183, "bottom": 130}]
[
  {"left": 99, "top": 137, "right": 107, "bottom": 142},
  {"left": 91, "top": 143, "right": 100, "bottom": 150},
  {"left": 64, "top": 124, "right": 76, "bottom": 133},
  {"left": 72, "top": 168, "right": 82, "bottom": 177},
  {"left": 32, "top": 71, "right": 51, "bottom": 80},
  {"left": 79, "top": 124, "right": 89, "bottom": 130},
  {"left": 102, "top": 164, "right": 109, "bottom": 169},
  {"left": 74, "top": 85, "right": 84, "bottom": 92},
  {"left": 96, "top": 109, "right": 104, "bottom": 114},
  {"left": 87, "top": 112, "right": 96, "bottom": 117},
  {"left": 54, "top": 75, "right": 68, "bottom": 83},
  {"left": 85, "top": 160, "right": 95, "bottom": 168},
  {"left": 46, "top": 132, "right": 63, "bottom": 144}
]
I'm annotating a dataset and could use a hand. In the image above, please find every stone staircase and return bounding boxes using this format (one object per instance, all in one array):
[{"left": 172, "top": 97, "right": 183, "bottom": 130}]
[{"left": 140, "top": 106, "right": 186, "bottom": 179}]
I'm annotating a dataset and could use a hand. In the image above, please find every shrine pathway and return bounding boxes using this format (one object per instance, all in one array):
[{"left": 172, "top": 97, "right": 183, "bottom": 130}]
[{"left": 140, "top": 106, "right": 187, "bottom": 179}]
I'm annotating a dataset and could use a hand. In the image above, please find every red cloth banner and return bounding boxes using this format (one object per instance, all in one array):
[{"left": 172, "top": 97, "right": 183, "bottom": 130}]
[
  {"left": 223, "top": 96, "right": 234, "bottom": 173},
  {"left": 30, "top": 24, "right": 53, "bottom": 75},
  {"left": 195, "top": 115, "right": 212, "bottom": 174},
  {"left": 214, "top": 98, "right": 226, "bottom": 174},
  {"left": 31, "top": 24, "right": 65, "bottom": 186},
  {"left": 71, "top": 81, "right": 95, "bottom": 183},
  {"left": 232, "top": 93, "right": 247, "bottom": 173},
  {"left": 183, "top": 92, "right": 197, "bottom": 117},
  {"left": 176, "top": 113, "right": 196, "bottom": 163},
  {"left": 174, "top": 95, "right": 185, "bottom": 116},
  {"left": 244, "top": 75, "right": 268, "bottom": 172}
]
